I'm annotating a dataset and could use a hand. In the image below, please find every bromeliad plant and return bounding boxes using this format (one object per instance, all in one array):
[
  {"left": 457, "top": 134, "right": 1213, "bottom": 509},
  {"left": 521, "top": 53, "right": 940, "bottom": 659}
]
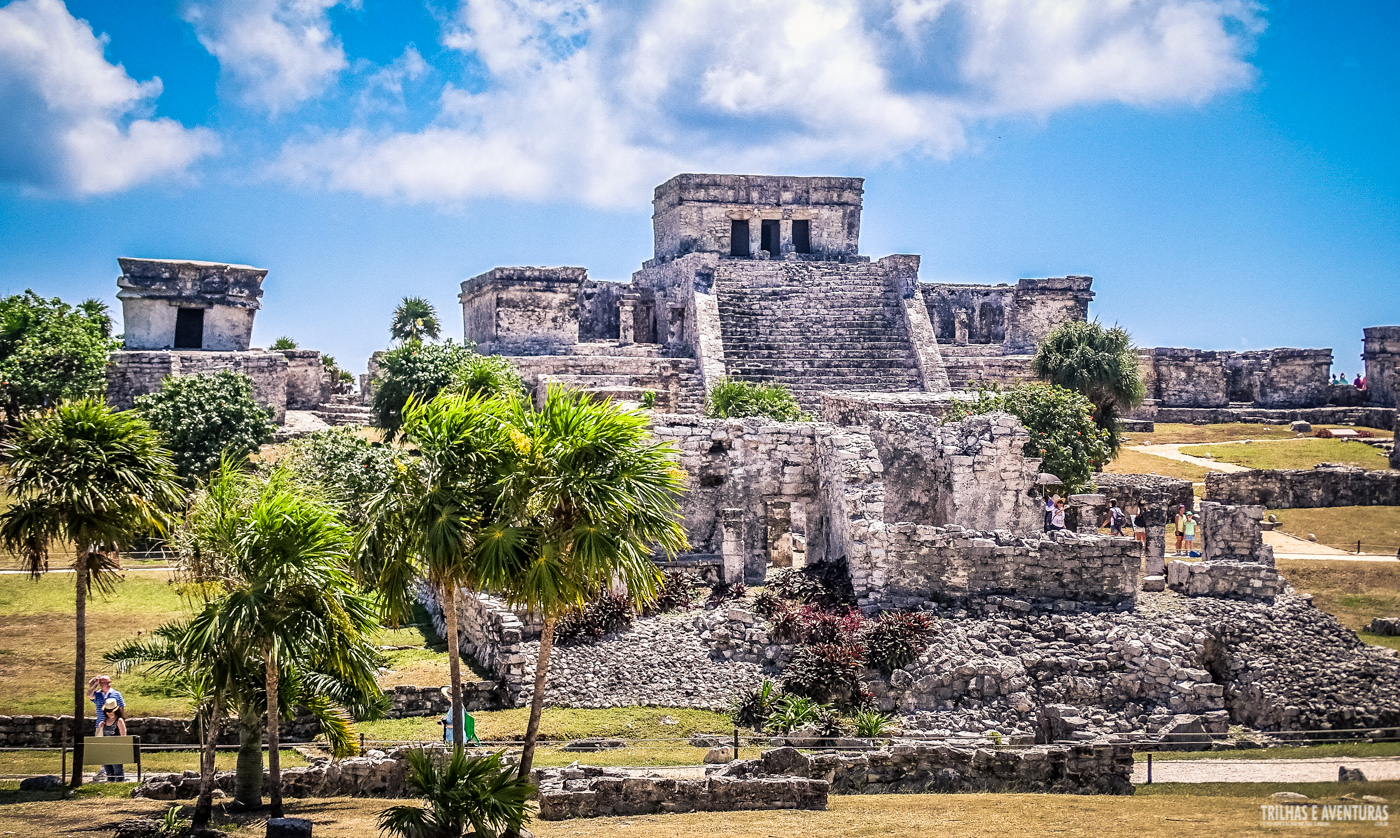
[{"left": 378, "top": 748, "right": 533, "bottom": 838}]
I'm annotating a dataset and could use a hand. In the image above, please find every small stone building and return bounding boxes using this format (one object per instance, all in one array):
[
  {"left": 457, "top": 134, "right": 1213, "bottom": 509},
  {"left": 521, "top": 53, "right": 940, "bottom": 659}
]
[{"left": 106, "top": 258, "right": 329, "bottom": 422}]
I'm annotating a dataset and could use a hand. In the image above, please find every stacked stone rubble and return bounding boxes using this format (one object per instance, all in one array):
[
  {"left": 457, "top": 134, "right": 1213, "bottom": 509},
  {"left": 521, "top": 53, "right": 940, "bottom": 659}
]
[{"left": 1205, "top": 465, "right": 1400, "bottom": 509}]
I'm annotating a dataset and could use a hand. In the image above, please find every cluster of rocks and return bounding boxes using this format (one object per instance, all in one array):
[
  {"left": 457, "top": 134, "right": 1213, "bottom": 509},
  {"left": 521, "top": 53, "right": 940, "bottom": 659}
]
[
  {"left": 1370, "top": 618, "right": 1400, "bottom": 637},
  {"left": 534, "top": 764, "right": 828, "bottom": 820},
  {"left": 134, "top": 749, "right": 411, "bottom": 800},
  {"left": 518, "top": 612, "right": 764, "bottom": 710},
  {"left": 1167, "top": 560, "right": 1284, "bottom": 601}
]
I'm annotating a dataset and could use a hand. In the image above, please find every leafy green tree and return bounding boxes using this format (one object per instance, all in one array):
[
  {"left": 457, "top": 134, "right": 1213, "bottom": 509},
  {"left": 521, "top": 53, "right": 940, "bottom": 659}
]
[
  {"left": 1031, "top": 320, "right": 1145, "bottom": 451},
  {"left": 359, "top": 392, "right": 516, "bottom": 746},
  {"left": 704, "top": 378, "right": 804, "bottom": 422},
  {"left": 391, "top": 296, "right": 442, "bottom": 344},
  {"left": 378, "top": 749, "right": 534, "bottom": 838},
  {"left": 476, "top": 387, "right": 688, "bottom": 777},
  {"left": 0, "top": 291, "right": 120, "bottom": 426},
  {"left": 945, "top": 383, "right": 1113, "bottom": 493},
  {"left": 180, "top": 464, "right": 380, "bottom": 818},
  {"left": 281, "top": 428, "right": 399, "bottom": 528},
  {"left": 370, "top": 341, "right": 521, "bottom": 440},
  {"left": 270, "top": 336, "right": 298, "bottom": 350},
  {"left": 0, "top": 399, "right": 183, "bottom": 787},
  {"left": 321, "top": 354, "right": 356, "bottom": 392},
  {"left": 135, "top": 371, "right": 274, "bottom": 482}
]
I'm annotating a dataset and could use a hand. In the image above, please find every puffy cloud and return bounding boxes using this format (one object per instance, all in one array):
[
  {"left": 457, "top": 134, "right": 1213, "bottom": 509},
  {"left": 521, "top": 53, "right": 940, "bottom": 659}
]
[
  {"left": 0, "top": 0, "right": 218, "bottom": 195},
  {"left": 277, "top": 0, "right": 1263, "bottom": 205},
  {"left": 182, "top": 0, "right": 348, "bottom": 113}
]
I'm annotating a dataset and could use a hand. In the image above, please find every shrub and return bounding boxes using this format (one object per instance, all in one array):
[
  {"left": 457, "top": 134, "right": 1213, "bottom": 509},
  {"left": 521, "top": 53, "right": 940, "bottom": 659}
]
[
  {"left": 705, "top": 378, "right": 804, "bottom": 422},
  {"left": 782, "top": 642, "right": 866, "bottom": 710},
  {"left": 554, "top": 592, "right": 634, "bottom": 645},
  {"left": 944, "top": 382, "right": 1112, "bottom": 493},
  {"left": 135, "top": 370, "right": 274, "bottom": 482},
  {"left": 0, "top": 290, "right": 119, "bottom": 425},
  {"left": 708, "top": 580, "right": 747, "bottom": 606},
  {"left": 850, "top": 708, "right": 896, "bottom": 738},
  {"left": 813, "top": 705, "right": 849, "bottom": 738},
  {"left": 270, "top": 336, "right": 298, "bottom": 350},
  {"left": 767, "top": 560, "right": 855, "bottom": 607},
  {"left": 859, "top": 611, "right": 936, "bottom": 675},
  {"left": 1032, "top": 319, "right": 1145, "bottom": 452},
  {"left": 377, "top": 747, "right": 533, "bottom": 838},
  {"left": 764, "top": 694, "right": 822, "bottom": 733},
  {"left": 730, "top": 678, "right": 778, "bottom": 730},
  {"left": 648, "top": 570, "right": 701, "bottom": 614},
  {"left": 640, "top": 390, "right": 657, "bottom": 409},
  {"left": 797, "top": 604, "right": 865, "bottom": 646},
  {"left": 371, "top": 341, "right": 521, "bottom": 438},
  {"left": 281, "top": 427, "right": 399, "bottom": 526}
]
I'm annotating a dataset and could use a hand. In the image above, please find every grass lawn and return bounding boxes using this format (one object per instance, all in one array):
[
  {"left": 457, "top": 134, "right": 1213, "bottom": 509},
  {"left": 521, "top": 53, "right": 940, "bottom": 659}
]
[
  {"left": 1271, "top": 507, "right": 1400, "bottom": 557},
  {"left": 4, "top": 783, "right": 1398, "bottom": 838},
  {"left": 1276, "top": 559, "right": 1400, "bottom": 651},
  {"left": 1125, "top": 422, "right": 1392, "bottom": 446},
  {"left": 0, "top": 569, "right": 195, "bottom": 717},
  {"left": 358, "top": 706, "right": 734, "bottom": 745},
  {"left": 0, "top": 748, "right": 308, "bottom": 779},
  {"left": 1180, "top": 439, "right": 1392, "bottom": 470},
  {"left": 1103, "top": 449, "right": 1209, "bottom": 482}
]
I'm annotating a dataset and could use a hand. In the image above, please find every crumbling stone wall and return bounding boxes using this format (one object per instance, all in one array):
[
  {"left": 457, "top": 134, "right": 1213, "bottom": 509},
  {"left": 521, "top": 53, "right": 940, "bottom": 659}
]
[
  {"left": 106, "top": 350, "right": 288, "bottom": 422},
  {"left": 1364, "top": 326, "right": 1400, "bottom": 408},
  {"left": 417, "top": 585, "right": 533, "bottom": 701},
  {"left": 920, "top": 277, "right": 1093, "bottom": 353},
  {"left": 459, "top": 267, "right": 585, "bottom": 353},
  {"left": 280, "top": 349, "right": 326, "bottom": 410},
  {"left": 1140, "top": 348, "right": 1230, "bottom": 408},
  {"left": 1167, "top": 561, "right": 1284, "bottom": 601},
  {"left": 1199, "top": 502, "right": 1274, "bottom": 565},
  {"left": 537, "top": 766, "right": 829, "bottom": 820},
  {"left": 1205, "top": 465, "right": 1400, "bottom": 509},
  {"left": 1140, "top": 347, "right": 1331, "bottom": 409}
]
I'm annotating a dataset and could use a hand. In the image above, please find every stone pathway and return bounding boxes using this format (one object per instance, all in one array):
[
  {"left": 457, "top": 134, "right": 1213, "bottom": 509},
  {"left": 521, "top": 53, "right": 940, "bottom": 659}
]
[
  {"left": 1133, "top": 756, "right": 1400, "bottom": 784},
  {"left": 1265, "top": 530, "right": 1396, "bottom": 562},
  {"left": 1131, "top": 443, "right": 1252, "bottom": 473}
]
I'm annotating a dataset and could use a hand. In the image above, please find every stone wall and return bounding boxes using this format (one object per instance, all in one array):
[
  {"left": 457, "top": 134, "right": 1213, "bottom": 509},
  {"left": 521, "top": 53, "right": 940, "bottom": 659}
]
[
  {"left": 1364, "top": 326, "right": 1400, "bottom": 408},
  {"left": 536, "top": 765, "right": 829, "bottom": 820},
  {"left": 279, "top": 349, "right": 326, "bottom": 410},
  {"left": 1140, "top": 348, "right": 1230, "bottom": 408},
  {"left": 459, "top": 267, "right": 586, "bottom": 353},
  {"left": 417, "top": 585, "right": 534, "bottom": 700},
  {"left": 920, "top": 277, "right": 1093, "bottom": 354},
  {"left": 1126, "top": 404, "right": 1394, "bottom": 430},
  {"left": 106, "top": 350, "right": 289, "bottom": 423},
  {"left": 1205, "top": 465, "right": 1400, "bottom": 509},
  {"left": 877, "top": 527, "right": 1140, "bottom": 608},
  {"left": 1199, "top": 502, "right": 1274, "bottom": 565},
  {"left": 1167, "top": 561, "right": 1284, "bottom": 602},
  {"left": 818, "top": 391, "right": 967, "bottom": 428},
  {"left": 719, "top": 742, "right": 1133, "bottom": 796},
  {"left": 1139, "top": 347, "right": 1332, "bottom": 409}
]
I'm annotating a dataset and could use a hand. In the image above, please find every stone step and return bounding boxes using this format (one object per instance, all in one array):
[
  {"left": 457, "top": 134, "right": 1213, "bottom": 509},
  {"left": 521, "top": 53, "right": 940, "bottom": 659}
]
[{"left": 316, "top": 403, "right": 374, "bottom": 427}]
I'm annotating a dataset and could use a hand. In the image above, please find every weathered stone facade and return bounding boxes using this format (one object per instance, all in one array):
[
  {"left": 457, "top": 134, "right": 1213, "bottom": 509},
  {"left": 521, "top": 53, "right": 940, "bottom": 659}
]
[
  {"left": 1205, "top": 465, "right": 1400, "bottom": 509},
  {"left": 1364, "top": 326, "right": 1400, "bottom": 408},
  {"left": 280, "top": 349, "right": 329, "bottom": 410},
  {"left": 1167, "top": 561, "right": 1284, "bottom": 601},
  {"left": 1136, "top": 347, "right": 1333, "bottom": 409},
  {"left": 1199, "top": 502, "right": 1274, "bottom": 565},
  {"left": 106, "top": 350, "right": 290, "bottom": 423},
  {"left": 117, "top": 258, "right": 264, "bottom": 351}
]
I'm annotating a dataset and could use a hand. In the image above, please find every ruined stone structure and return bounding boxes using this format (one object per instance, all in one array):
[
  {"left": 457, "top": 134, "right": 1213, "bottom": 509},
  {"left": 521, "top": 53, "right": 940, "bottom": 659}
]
[
  {"left": 105, "top": 258, "right": 330, "bottom": 424},
  {"left": 1205, "top": 465, "right": 1400, "bottom": 509},
  {"left": 1136, "top": 347, "right": 1333, "bottom": 409},
  {"left": 1165, "top": 501, "right": 1282, "bottom": 602},
  {"left": 1365, "top": 326, "right": 1400, "bottom": 408}
]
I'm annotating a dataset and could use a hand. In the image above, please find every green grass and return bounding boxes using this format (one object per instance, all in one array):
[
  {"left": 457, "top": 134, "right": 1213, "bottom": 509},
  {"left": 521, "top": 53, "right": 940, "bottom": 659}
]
[
  {"left": 357, "top": 706, "right": 734, "bottom": 745},
  {"left": 1181, "top": 438, "right": 1392, "bottom": 470},
  {"left": 1276, "top": 559, "right": 1400, "bottom": 651},
  {"left": 1135, "top": 780, "right": 1400, "bottom": 799},
  {"left": 1271, "top": 506, "right": 1400, "bottom": 556},
  {"left": 1126, "top": 422, "right": 1393, "bottom": 446},
  {"left": 0, "top": 748, "right": 309, "bottom": 778},
  {"left": 1136, "top": 742, "right": 1400, "bottom": 762},
  {"left": 1104, "top": 449, "right": 1210, "bottom": 481}
]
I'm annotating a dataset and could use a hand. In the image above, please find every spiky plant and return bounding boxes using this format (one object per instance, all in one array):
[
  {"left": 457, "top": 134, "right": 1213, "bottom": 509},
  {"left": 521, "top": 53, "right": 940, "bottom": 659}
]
[
  {"left": 377, "top": 748, "right": 533, "bottom": 838},
  {"left": 391, "top": 297, "right": 442, "bottom": 344},
  {"left": 1031, "top": 320, "right": 1145, "bottom": 453}
]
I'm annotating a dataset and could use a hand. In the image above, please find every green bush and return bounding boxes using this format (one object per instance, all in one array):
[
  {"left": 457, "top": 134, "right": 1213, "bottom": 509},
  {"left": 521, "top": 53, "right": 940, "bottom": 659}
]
[
  {"left": 944, "top": 382, "right": 1113, "bottom": 493},
  {"left": 850, "top": 708, "right": 896, "bottom": 738},
  {"left": 763, "top": 694, "right": 823, "bottom": 733},
  {"left": 1032, "top": 320, "right": 1145, "bottom": 452},
  {"left": 281, "top": 427, "right": 399, "bottom": 526},
  {"left": 704, "top": 378, "right": 804, "bottom": 422},
  {"left": 134, "top": 371, "right": 274, "bottom": 482},
  {"left": 270, "top": 336, "right": 298, "bottom": 350},
  {"left": 730, "top": 678, "right": 779, "bottom": 730},
  {"left": 371, "top": 341, "right": 521, "bottom": 438},
  {"left": 378, "top": 748, "right": 532, "bottom": 838},
  {"left": 782, "top": 642, "right": 867, "bottom": 710},
  {"left": 0, "top": 290, "right": 119, "bottom": 425}
]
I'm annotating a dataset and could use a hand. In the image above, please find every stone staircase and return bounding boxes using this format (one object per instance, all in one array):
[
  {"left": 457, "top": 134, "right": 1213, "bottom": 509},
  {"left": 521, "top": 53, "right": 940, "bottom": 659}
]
[
  {"left": 316, "top": 394, "right": 374, "bottom": 426},
  {"left": 712, "top": 261, "right": 924, "bottom": 408},
  {"left": 509, "top": 343, "right": 707, "bottom": 413}
]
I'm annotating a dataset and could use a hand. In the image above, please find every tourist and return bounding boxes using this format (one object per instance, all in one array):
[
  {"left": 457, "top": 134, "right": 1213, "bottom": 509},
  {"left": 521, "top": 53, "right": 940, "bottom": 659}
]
[
  {"left": 1131, "top": 507, "right": 1147, "bottom": 545},
  {"left": 1103, "top": 500, "right": 1126, "bottom": 536},
  {"left": 439, "top": 687, "right": 478, "bottom": 744},
  {"left": 1339, "top": 373, "right": 1349, "bottom": 385},
  {"left": 1050, "top": 500, "right": 1066, "bottom": 531},
  {"left": 1183, "top": 512, "right": 1198, "bottom": 557},
  {"left": 90, "top": 674, "right": 123, "bottom": 718},
  {"left": 1044, "top": 495, "right": 1056, "bottom": 531},
  {"left": 1173, "top": 505, "right": 1190, "bottom": 555},
  {"left": 1356, "top": 374, "right": 1366, "bottom": 389},
  {"left": 95, "top": 698, "right": 127, "bottom": 782}
]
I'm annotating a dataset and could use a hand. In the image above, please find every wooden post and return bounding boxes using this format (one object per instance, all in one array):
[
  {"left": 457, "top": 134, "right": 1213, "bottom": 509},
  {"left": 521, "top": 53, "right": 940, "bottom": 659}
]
[
  {"left": 360, "top": 733, "right": 366, "bottom": 755},
  {"left": 60, "top": 725, "right": 66, "bottom": 780},
  {"left": 1147, "top": 753, "right": 1153, "bottom": 784},
  {"left": 733, "top": 727, "right": 739, "bottom": 761}
]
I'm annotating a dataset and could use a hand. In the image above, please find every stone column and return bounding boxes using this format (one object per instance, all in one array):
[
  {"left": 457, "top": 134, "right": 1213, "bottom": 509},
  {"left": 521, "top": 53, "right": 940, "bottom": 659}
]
[
  {"left": 1145, "top": 526, "right": 1167, "bottom": 576},
  {"left": 718, "top": 508, "right": 745, "bottom": 584},
  {"left": 618, "top": 298, "right": 636, "bottom": 345},
  {"left": 767, "top": 501, "right": 793, "bottom": 568},
  {"left": 954, "top": 310, "right": 970, "bottom": 345}
]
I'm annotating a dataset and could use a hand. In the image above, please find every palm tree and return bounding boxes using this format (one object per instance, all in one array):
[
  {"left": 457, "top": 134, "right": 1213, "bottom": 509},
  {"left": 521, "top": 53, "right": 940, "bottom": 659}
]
[
  {"left": 181, "top": 465, "right": 380, "bottom": 818},
  {"left": 78, "top": 299, "right": 113, "bottom": 338},
  {"left": 0, "top": 399, "right": 183, "bottom": 787},
  {"left": 391, "top": 297, "right": 442, "bottom": 344},
  {"left": 378, "top": 748, "right": 534, "bottom": 838},
  {"left": 1031, "top": 320, "right": 1146, "bottom": 453},
  {"left": 359, "top": 392, "right": 514, "bottom": 747},
  {"left": 476, "top": 386, "right": 688, "bottom": 777}
]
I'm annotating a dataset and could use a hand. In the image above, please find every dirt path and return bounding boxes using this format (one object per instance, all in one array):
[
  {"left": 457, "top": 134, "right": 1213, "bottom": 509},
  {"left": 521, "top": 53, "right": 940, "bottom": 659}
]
[
  {"left": 1264, "top": 530, "right": 1396, "bottom": 562},
  {"left": 1131, "top": 443, "right": 1252, "bottom": 473},
  {"left": 1134, "top": 756, "right": 1400, "bottom": 783}
]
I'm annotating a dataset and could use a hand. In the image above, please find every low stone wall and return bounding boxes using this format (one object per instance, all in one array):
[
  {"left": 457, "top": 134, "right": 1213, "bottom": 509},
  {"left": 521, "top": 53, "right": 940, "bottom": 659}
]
[
  {"left": 1127, "top": 404, "right": 1394, "bottom": 431},
  {"left": 106, "top": 350, "right": 290, "bottom": 423},
  {"left": 720, "top": 743, "right": 1134, "bottom": 795},
  {"left": 1167, "top": 560, "right": 1283, "bottom": 602},
  {"left": 817, "top": 391, "right": 966, "bottom": 428},
  {"left": 1200, "top": 502, "right": 1274, "bottom": 565},
  {"left": 535, "top": 765, "right": 829, "bottom": 820},
  {"left": 1204, "top": 466, "right": 1400, "bottom": 509},
  {"left": 0, "top": 715, "right": 202, "bottom": 747},
  {"left": 137, "top": 752, "right": 410, "bottom": 800},
  {"left": 878, "top": 527, "right": 1140, "bottom": 608},
  {"left": 419, "top": 583, "right": 534, "bottom": 699}
]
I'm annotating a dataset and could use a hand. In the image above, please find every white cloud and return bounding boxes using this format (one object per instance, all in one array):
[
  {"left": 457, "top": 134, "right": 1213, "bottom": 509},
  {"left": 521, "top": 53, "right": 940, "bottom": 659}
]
[
  {"left": 0, "top": 0, "right": 218, "bottom": 195},
  {"left": 353, "top": 45, "right": 429, "bottom": 115},
  {"left": 277, "top": 0, "right": 1264, "bottom": 206},
  {"left": 182, "top": 0, "right": 349, "bottom": 114}
]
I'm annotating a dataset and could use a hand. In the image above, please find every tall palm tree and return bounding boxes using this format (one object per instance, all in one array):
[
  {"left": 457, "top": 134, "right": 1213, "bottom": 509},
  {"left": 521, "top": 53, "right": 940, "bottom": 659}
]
[
  {"left": 1031, "top": 319, "right": 1146, "bottom": 453},
  {"left": 475, "top": 387, "right": 688, "bottom": 778},
  {"left": 0, "top": 399, "right": 183, "bottom": 787},
  {"left": 359, "top": 392, "right": 514, "bottom": 747},
  {"left": 391, "top": 297, "right": 442, "bottom": 344},
  {"left": 182, "top": 466, "right": 380, "bottom": 818}
]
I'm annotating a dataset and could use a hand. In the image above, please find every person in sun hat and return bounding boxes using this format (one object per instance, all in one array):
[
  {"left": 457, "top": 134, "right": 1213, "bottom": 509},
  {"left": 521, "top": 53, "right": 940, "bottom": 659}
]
[{"left": 439, "top": 686, "right": 477, "bottom": 744}]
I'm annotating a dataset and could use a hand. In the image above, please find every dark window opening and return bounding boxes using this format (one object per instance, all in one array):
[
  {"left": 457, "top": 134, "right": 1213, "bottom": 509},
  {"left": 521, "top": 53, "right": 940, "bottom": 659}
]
[
  {"left": 792, "top": 219, "right": 811, "bottom": 254},
  {"left": 760, "top": 219, "right": 780, "bottom": 256},
  {"left": 730, "top": 220, "right": 750, "bottom": 257},
  {"left": 174, "top": 308, "right": 204, "bottom": 349}
]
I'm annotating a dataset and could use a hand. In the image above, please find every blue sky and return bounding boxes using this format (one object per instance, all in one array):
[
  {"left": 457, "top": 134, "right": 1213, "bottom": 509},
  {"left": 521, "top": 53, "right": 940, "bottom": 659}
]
[{"left": 0, "top": 0, "right": 1395, "bottom": 376}]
